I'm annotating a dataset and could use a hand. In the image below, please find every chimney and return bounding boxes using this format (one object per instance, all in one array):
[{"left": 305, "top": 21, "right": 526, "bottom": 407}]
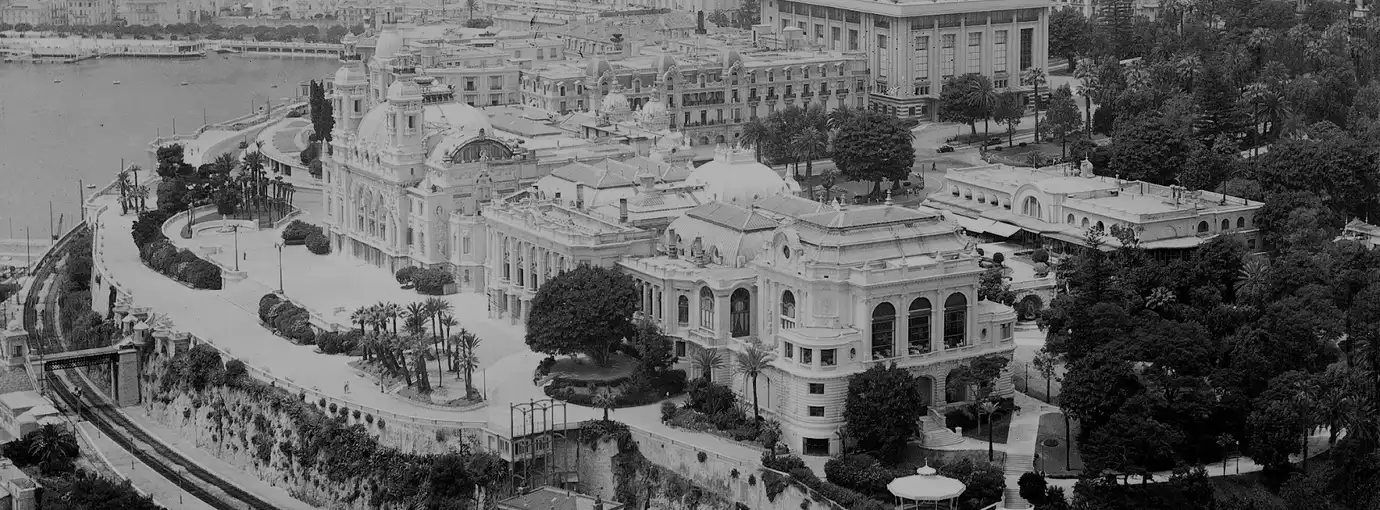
[
  {"left": 668, "top": 228, "right": 678, "bottom": 258},
  {"left": 619, "top": 198, "right": 629, "bottom": 223},
  {"left": 576, "top": 183, "right": 585, "bottom": 210}
]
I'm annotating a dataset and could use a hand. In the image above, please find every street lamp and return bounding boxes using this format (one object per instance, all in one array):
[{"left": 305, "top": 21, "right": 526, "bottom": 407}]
[
  {"left": 231, "top": 225, "right": 240, "bottom": 271},
  {"left": 273, "top": 242, "right": 285, "bottom": 293}
]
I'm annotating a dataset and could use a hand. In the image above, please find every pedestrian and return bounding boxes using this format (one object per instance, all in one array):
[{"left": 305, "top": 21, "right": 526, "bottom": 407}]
[{"left": 344, "top": 381, "right": 350, "bottom": 394}]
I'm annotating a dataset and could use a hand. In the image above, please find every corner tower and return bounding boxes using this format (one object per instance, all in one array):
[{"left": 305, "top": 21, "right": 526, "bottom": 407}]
[{"left": 333, "top": 33, "right": 369, "bottom": 138}]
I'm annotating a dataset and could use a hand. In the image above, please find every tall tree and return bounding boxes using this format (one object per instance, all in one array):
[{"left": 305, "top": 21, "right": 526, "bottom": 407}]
[
  {"left": 994, "top": 92, "right": 1024, "bottom": 147},
  {"left": 733, "top": 342, "right": 775, "bottom": 421},
  {"left": 526, "top": 265, "right": 638, "bottom": 366},
  {"left": 790, "top": 126, "right": 829, "bottom": 179},
  {"left": 1045, "top": 85, "right": 1082, "bottom": 159},
  {"left": 842, "top": 363, "right": 925, "bottom": 463},
  {"left": 831, "top": 110, "right": 915, "bottom": 197},
  {"left": 1048, "top": 8, "right": 1089, "bottom": 71},
  {"left": 1023, "top": 67, "right": 1047, "bottom": 142}
]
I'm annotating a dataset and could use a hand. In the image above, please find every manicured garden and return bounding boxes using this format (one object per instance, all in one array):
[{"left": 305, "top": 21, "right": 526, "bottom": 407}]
[
  {"left": 394, "top": 265, "right": 457, "bottom": 295},
  {"left": 944, "top": 397, "right": 1016, "bottom": 445},
  {"left": 660, "top": 377, "right": 782, "bottom": 451},
  {"left": 281, "top": 219, "right": 330, "bottom": 255},
  {"left": 132, "top": 213, "right": 222, "bottom": 290},
  {"left": 1037, "top": 412, "right": 1085, "bottom": 478}
]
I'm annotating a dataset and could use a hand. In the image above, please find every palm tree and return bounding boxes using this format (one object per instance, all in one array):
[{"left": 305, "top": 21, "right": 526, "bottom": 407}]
[
  {"left": 592, "top": 389, "right": 617, "bottom": 421},
  {"left": 964, "top": 74, "right": 999, "bottom": 137},
  {"left": 351, "top": 306, "right": 370, "bottom": 360},
  {"left": 441, "top": 314, "right": 459, "bottom": 371},
  {"left": 457, "top": 329, "right": 482, "bottom": 396},
  {"left": 827, "top": 105, "right": 857, "bottom": 131},
  {"left": 27, "top": 423, "right": 78, "bottom": 473},
  {"left": 733, "top": 342, "right": 775, "bottom": 421},
  {"left": 690, "top": 349, "right": 724, "bottom": 382},
  {"left": 818, "top": 166, "right": 841, "bottom": 202},
  {"left": 116, "top": 168, "right": 131, "bottom": 214},
  {"left": 404, "top": 301, "right": 431, "bottom": 392},
  {"left": 978, "top": 400, "right": 1000, "bottom": 462},
  {"left": 465, "top": 0, "right": 477, "bottom": 19},
  {"left": 1074, "top": 60, "right": 1101, "bottom": 133},
  {"left": 1234, "top": 258, "right": 1270, "bottom": 303},
  {"left": 740, "top": 118, "right": 771, "bottom": 163},
  {"left": 1022, "top": 68, "right": 1046, "bottom": 142},
  {"left": 211, "top": 152, "right": 237, "bottom": 175},
  {"left": 791, "top": 127, "right": 829, "bottom": 180},
  {"left": 1173, "top": 53, "right": 1202, "bottom": 94},
  {"left": 1292, "top": 379, "right": 1319, "bottom": 471},
  {"left": 130, "top": 185, "right": 149, "bottom": 213},
  {"left": 423, "top": 297, "right": 451, "bottom": 387}
]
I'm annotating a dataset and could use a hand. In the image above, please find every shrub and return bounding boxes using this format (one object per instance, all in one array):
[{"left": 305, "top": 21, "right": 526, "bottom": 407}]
[
  {"left": 317, "top": 331, "right": 348, "bottom": 354},
  {"left": 1031, "top": 248, "right": 1049, "bottom": 264},
  {"left": 413, "top": 267, "right": 455, "bottom": 295},
  {"left": 688, "top": 379, "right": 737, "bottom": 415},
  {"left": 697, "top": 451, "right": 707, "bottom": 463},
  {"left": 181, "top": 259, "right": 223, "bottom": 289},
  {"left": 352, "top": 409, "right": 360, "bottom": 419},
  {"left": 305, "top": 231, "right": 330, "bottom": 255},
  {"left": 281, "top": 220, "right": 320, "bottom": 244},
  {"left": 288, "top": 323, "right": 315, "bottom": 344},
  {"left": 258, "top": 293, "right": 282, "bottom": 322},
  {"left": 661, "top": 401, "right": 678, "bottom": 423},
  {"left": 365, "top": 414, "right": 374, "bottom": 424},
  {"left": 824, "top": 454, "right": 911, "bottom": 497},
  {"left": 395, "top": 266, "right": 421, "bottom": 285},
  {"left": 131, "top": 209, "right": 173, "bottom": 246},
  {"left": 224, "top": 360, "right": 247, "bottom": 382},
  {"left": 537, "top": 356, "right": 557, "bottom": 376},
  {"left": 329, "top": 403, "right": 337, "bottom": 413}
]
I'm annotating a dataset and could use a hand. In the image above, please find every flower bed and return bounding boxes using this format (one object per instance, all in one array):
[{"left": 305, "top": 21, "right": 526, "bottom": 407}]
[
  {"left": 137, "top": 237, "right": 222, "bottom": 290},
  {"left": 256, "top": 292, "right": 315, "bottom": 344},
  {"left": 544, "top": 368, "right": 687, "bottom": 408},
  {"left": 661, "top": 379, "right": 776, "bottom": 449}
]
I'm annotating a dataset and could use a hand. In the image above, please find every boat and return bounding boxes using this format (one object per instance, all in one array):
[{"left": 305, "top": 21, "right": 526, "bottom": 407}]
[
  {"left": 213, "top": 47, "right": 240, "bottom": 54},
  {"left": 53, "top": 78, "right": 60, "bottom": 83},
  {"left": 112, "top": 80, "right": 120, "bottom": 85},
  {"left": 180, "top": 81, "right": 189, "bottom": 86},
  {"left": 270, "top": 84, "right": 278, "bottom": 88}
]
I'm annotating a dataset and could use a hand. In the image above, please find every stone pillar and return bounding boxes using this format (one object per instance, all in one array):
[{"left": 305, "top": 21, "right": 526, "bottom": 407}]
[{"left": 115, "top": 348, "right": 140, "bottom": 407}]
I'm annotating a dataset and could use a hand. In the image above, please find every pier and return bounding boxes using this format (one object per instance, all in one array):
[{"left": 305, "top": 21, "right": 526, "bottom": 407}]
[{"left": 0, "top": 38, "right": 345, "bottom": 63}]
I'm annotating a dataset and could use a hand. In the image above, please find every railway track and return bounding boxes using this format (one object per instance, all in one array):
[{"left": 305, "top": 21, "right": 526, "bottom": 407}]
[{"left": 28, "top": 228, "right": 285, "bottom": 510}]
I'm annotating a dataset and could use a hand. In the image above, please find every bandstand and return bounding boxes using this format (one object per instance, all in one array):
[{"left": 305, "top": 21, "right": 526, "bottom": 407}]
[{"left": 887, "top": 463, "right": 966, "bottom": 509}]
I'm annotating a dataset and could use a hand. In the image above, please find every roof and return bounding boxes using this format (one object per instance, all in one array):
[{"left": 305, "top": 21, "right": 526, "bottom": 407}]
[
  {"left": 683, "top": 147, "right": 797, "bottom": 207},
  {"left": 550, "top": 161, "right": 637, "bottom": 189},
  {"left": 753, "top": 194, "right": 828, "bottom": 219},
  {"left": 0, "top": 391, "right": 46, "bottom": 412},
  {"left": 1344, "top": 218, "right": 1380, "bottom": 237},
  {"left": 797, "top": 205, "right": 938, "bottom": 229},
  {"left": 685, "top": 202, "right": 777, "bottom": 231}
]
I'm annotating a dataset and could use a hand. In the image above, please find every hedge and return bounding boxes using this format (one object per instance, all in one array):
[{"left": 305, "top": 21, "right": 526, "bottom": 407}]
[
  {"left": 138, "top": 238, "right": 221, "bottom": 290},
  {"left": 281, "top": 220, "right": 322, "bottom": 244},
  {"left": 259, "top": 293, "right": 315, "bottom": 344},
  {"left": 305, "top": 231, "right": 330, "bottom": 255},
  {"left": 316, "top": 330, "right": 360, "bottom": 355},
  {"left": 763, "top": 454, "right": 890, "bottom": 510},
  {"left": 413, "top": 267, "right": 455, "bottom": 295},
  {"left": 395, "top": 266, "right": 421, "bottom": 285}
]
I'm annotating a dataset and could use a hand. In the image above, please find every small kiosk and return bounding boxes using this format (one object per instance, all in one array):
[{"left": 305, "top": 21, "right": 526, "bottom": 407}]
[{"left": 887, "top": 463, "right": 966, "bottom": 510}]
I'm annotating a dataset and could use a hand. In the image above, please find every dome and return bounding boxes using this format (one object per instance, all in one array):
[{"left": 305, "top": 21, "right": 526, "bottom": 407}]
[
  {"left": 385, "top": 76, "right": 423, "bottom": 102},
  {"left": 721, "top": 50, "right": 741, "bottom": 70},
  {"left": 641, "top": 99, "right": 667, "bottom": 117},
  {"left": 654, "top": 54, "right": 677, "bottom": 73},
  {"left": 357, "top": 101, "right": 494, "bottom": 153},
  {"left": 374, "top": 25, "right": 404, "bottom": 60},
  {"left": 600, "top": 91, "right": 630, "bottom": 114},
  {"left": 334, "top": 62, "right": 367, "bottom": 87},
  {"left": 684, "top": 147, "right": 796, "bottom": 206},
  {"left": 587, "top": 56, "right": 612, "bottom": 77}
]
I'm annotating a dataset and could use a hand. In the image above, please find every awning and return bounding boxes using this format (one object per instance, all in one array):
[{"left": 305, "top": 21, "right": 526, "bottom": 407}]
[
  {"left": 986, "top": 221, "right": 1022, "bottom": 238},
  {"left": 953, "top": 216, "right": 994, "bottom": 234}
]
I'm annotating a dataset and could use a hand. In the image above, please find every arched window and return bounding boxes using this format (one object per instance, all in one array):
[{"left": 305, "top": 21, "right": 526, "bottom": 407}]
[
  {"left": 1066, "top": 214, "right": 1075, "bottom": 224},
  {"left": 1022, "top": 196, "right": 1041, "bottom": 219},
  {"left": 780, "top": 290, "right": 797, "bottom": 329},
  {"left": 699, "top": 287, "right": 715, "bottom": 330},
  {"left": 678, "top": 295, "right": 690, "bottom": 324},
  {"left": 1237, "top": 217, "right": 1246, "bottom": 228},
  {"left": 730, "top": 288, "right": 751, "bottom": 337},
  {"left": 1081, "top": 218, "right": 1090, "bottom": 228},
  {"left": 871, "top": 303, "right": 896, "bottom": 360},
  {"left": 1095, "top": 221, "right": 1104, "bottom": 231},
  {"left": 1221, "top": 219, "right": 1230, "bottom": 231},
  {"left": 943, "top": 293, "right": 967, "bottom": 349},
  {"left": 907, "top": 298, "right": 932, "bottom": 355},
  {"left": 1197, "top": 221, "right": 1209, "bottom": 233}
]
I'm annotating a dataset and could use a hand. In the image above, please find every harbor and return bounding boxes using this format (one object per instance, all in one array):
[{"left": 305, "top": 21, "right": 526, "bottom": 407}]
[{"left": 0, "top": 38, "right": 343, "bottom": 64}]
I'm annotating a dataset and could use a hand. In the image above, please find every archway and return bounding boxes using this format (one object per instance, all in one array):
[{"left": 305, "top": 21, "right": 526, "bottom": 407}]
[
  {"left": 943, "top": 293, "right": 967, "bottom": 349},
  {"left": 715, "top": 134, "right": 725, "bottom": 143},
  {"left": 1017, "top": 295, "right": 1044, "bottom": 320},
  {"left": 699, "top": 136, "right": 710, "bottom": 146},
  {"left": 730, "top": 288, "right": 751, "bottom": 337},
  {"left": 871, "top": 303, "right": 896, "bottom": 359},
  {"left": 945, "top": 370, "right": 968, "bottom": 403},
  {"left": 917, "top": 375, "right": 934, "bottom": 408}
]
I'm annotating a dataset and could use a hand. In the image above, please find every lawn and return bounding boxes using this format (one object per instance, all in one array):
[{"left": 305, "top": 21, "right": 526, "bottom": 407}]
[
  {"left": 900, "top": 444, "right": 1007, "bottom": 470},
  {"left": 984, "top": 141, "right": 1069, "bottom": 167},
  {"left": 547, "top": 353, "right": 637, "bottom": 382},
  {"left": 945, "top": 407, "right": 1011, "bottom": 444},
  {"left": 1037, "top": 412, "right": 1086, "bottom": 478}
]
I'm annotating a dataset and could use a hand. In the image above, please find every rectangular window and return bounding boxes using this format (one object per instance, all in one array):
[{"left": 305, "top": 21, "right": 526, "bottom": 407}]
[
  {"left": 462, "top": 236, "right": 471, "bottom": 253},
  {"left": 941, "top": 34, "right": 956, "bottom": 77},
  {"left": 994, "top": 31, "right": 1008, "bottom": 73},
  {"left": 801, "top": 348, "right": 813, "bottom": 364},
  {"left": 877, "top": 33, "right": 888, "bottom": 49},
  {"left": 784, "top": 342, "right": 794, "bottom": 359},
  {"left": 821, "top": 349, "right": 836, "bottom": 366},
  {"left": 849, "top": 29, "right": 859, "bottom": 50},
  {"left": 915, "top": 36, "right": 929, "bottom": 77},
  {"left": 809, "top": 383, "right": 825, "bottom": 394},
  {"left": 808, "top": 406, "right": 825, "bottom": 417},
  {"left": 675, "top": 340, "right": 687, "bottom": 357},
  {"left": 815, "top": 23, "right": 823, "bottom": 39},
  {"left": 966, "top": 32, "right": 982, "bottom": 74},
  {"left": 1021, "top": 28, "right": 1033, "bottom": 70}
]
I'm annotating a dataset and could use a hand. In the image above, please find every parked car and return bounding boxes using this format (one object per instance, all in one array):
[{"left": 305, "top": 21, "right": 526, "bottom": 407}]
[
  {"left": 937, "top": 144, "right": 955, "bottom": 153},
  {"left": 986, "top": 137, "right": 1003, "bottom": 146}
]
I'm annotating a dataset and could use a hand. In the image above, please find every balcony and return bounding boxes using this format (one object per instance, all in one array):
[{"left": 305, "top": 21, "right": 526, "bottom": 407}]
[
  {"left": 817, "top": 89, "right": 829, "bottom": 97},
  {"left": 748, "top": 95, "right": 760, "bottom": 103},
  {"left": 784, "top": 93, "right": 796, "bottom": 99},
  {"left": 836, "top": 88, "right": 848, "bottom": 94},
  {"left": 765, "top": 94, "right": 779, "bottom": 101}
]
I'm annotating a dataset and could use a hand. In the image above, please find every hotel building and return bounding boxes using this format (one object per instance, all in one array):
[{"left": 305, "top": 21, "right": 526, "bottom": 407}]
[{"left": 760, "top": 0, "right": 1049, "bottom": 119}]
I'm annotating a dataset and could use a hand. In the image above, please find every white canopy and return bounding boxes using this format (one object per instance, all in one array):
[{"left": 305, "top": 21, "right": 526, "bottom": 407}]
[{"left": 887, "top": 465, "right": 966, "bottom": 501}]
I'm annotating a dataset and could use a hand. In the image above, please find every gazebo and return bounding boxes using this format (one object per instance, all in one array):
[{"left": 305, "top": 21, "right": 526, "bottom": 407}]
[{"left": 887, "top": 463, "right": 966, "bottom": 510}]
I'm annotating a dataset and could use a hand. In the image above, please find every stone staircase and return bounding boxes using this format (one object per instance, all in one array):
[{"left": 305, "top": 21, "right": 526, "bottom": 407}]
[
  {"left": 220, "top": 276, "right": 275, "bottom": 317},
  {"left": 919, "top": 415, "right": 965, "bottom": 447},
  {"left": 1001, "top": 452, "right": 1036, "bottom": 509}
]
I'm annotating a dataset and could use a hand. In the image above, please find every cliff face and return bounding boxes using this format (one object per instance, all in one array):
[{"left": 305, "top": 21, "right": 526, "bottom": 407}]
[{"left": 141, "top": 351, "right": 505, "bottom": 510}]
